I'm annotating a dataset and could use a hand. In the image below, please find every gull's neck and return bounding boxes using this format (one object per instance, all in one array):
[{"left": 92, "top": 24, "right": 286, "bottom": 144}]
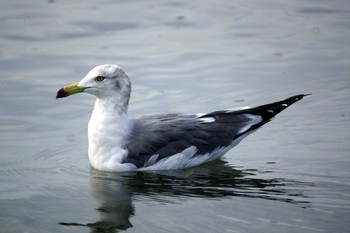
[
  {"left": 88, "top": 97, "right": 133, "bottom": 171},
  {"left": 94, "top": 94, "right": 129, "bottom": 115}
]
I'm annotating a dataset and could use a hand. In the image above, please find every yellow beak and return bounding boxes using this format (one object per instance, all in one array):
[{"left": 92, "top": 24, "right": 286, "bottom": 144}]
[{"left": 56, "top": 82, "right": 86, "bottom": 99}]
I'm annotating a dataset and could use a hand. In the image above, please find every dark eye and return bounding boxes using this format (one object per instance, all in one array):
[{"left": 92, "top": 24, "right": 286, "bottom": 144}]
[{"left": 95, "top": 76, "right": 105, "bottom": 82}]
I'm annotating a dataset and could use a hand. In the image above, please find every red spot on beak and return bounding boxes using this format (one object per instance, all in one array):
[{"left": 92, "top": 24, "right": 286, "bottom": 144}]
[{"left": 56, "top": 88, "right": 68, "bottom": 98}]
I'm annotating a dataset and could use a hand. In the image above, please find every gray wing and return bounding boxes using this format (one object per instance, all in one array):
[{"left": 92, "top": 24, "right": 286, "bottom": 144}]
[
  {"left": 122, "top": 94, "right": 309, "bottom": 168},
  {"left": 122, "top": 113, "right": 258, "bottom": 168}
]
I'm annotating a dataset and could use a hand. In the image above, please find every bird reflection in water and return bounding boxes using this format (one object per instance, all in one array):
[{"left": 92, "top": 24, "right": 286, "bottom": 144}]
[{"left": 60, "top": 160, "right": 309, "bottom": 232}]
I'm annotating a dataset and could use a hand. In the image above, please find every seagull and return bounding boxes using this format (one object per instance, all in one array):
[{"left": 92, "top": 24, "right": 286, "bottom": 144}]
[{"left": 56, "top": 64, "right": 309, "bottom": 172}]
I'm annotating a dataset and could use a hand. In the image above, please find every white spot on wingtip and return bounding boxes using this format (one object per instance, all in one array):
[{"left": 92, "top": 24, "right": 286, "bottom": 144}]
[
  {"left": 282, "top": 104, "right": 288, "bottom": 107},
  {"left": 267, "top": 110, "right": 273, "bottom": 113},
  {"left": 199, "top": 117, "right": 215, "bottom": 123},
  {"left": 195, "top": 113, "right": 206, "bottom": 118}
]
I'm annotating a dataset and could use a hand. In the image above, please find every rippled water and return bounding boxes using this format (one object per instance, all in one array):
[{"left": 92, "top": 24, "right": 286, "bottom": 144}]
[{"left": 1, "top": 0, "right": 350, "bottom": 232}]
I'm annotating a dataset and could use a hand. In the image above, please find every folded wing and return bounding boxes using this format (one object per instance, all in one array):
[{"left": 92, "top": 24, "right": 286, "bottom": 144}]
[{"left": 122, "top": 94, "right": 309, "bottom": 168}]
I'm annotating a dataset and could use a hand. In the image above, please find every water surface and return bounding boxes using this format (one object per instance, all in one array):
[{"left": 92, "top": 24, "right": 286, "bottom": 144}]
[{"left": 0, "top": 0, "right": 349, "bottom": 232}]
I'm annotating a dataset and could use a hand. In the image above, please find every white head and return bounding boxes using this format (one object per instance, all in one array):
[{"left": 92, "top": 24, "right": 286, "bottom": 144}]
[
  {"left": 79, "top": 64, "right": 131, "bottom": 99},
  {"left": 56, "top": 64, "right": 132, "bottom": 113}
]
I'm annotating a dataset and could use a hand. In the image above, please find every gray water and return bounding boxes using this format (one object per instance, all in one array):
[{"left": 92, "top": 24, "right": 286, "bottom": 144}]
[{"left": 1, "top": 0, "right": 350, "bottom": 232}]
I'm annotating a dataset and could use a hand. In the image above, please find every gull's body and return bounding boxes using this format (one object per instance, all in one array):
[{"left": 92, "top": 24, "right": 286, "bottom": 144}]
[{"left": 56, "top": 64, "right": 309, "bottom": 172}]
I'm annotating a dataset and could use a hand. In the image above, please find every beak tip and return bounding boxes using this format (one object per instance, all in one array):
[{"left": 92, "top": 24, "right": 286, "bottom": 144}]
[{"left": 56, "top": 88, "right": 68, "bottom": 99}]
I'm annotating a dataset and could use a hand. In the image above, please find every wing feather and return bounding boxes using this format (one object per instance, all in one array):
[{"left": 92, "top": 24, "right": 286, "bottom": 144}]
[{"left": 122, "top": 94, "right": 309, "bottom": 168}]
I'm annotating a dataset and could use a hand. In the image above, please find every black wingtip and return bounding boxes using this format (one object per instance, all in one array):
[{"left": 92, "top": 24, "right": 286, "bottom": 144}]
[
  {"left": 239, "top": 93, "right": 310, "bottom": 130},
  {"left": 297, "top": 93, "right": 312, "bottom": 98},
  {"left": 283, "top": 93, "right": 311, "bottom": 104},
  {"left": 270, "top": 93, "right": 310, "bottom": 110}
]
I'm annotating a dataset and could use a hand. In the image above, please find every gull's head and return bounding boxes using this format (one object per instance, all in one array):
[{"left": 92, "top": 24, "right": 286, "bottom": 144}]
[{"left": 56, "top": 64, "right": 131, "bottom": 100}]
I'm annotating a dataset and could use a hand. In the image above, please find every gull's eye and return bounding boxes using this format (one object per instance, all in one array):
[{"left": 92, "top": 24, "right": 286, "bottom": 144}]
[{"left": 95, "top": 76, "right": 105, "bottom": 82}]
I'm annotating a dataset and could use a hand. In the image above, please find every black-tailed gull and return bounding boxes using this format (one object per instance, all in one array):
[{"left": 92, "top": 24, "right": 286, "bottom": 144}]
[{"left": 56, "top": 64, "right": 309, "bottom": 172}]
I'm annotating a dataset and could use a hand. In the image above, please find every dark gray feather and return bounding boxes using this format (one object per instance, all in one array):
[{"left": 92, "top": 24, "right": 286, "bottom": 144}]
[{"left": 122, "top": 94, "right": 309, "bottom": 168}]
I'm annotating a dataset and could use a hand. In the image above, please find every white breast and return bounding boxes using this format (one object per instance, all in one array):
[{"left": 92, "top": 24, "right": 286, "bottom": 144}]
[{"left": 87, "top": 100, "right": 135, "bottom": 171}]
